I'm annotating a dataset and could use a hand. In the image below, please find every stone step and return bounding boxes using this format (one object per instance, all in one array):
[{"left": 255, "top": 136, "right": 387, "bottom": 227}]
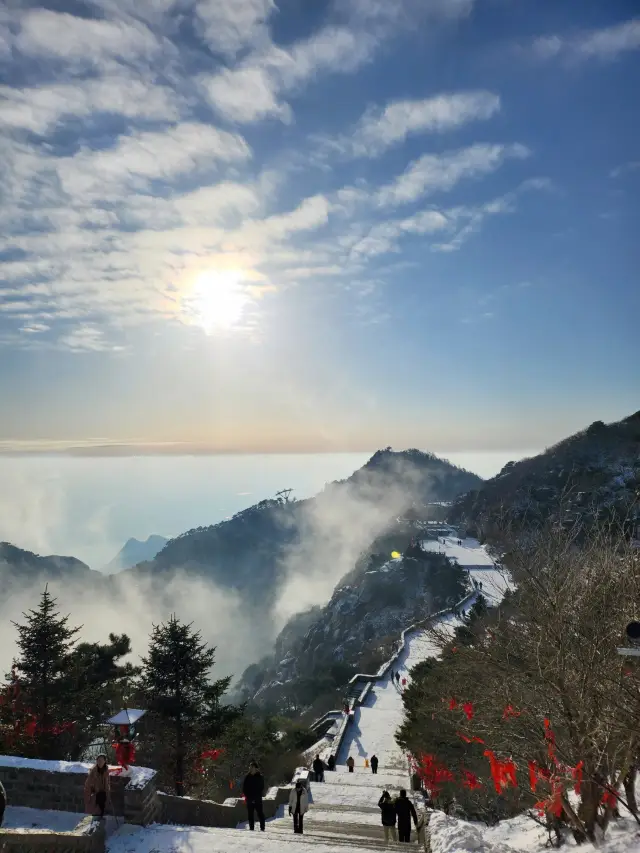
[{"left": 261, "top": 824, "right": 414, "bottom": 850}]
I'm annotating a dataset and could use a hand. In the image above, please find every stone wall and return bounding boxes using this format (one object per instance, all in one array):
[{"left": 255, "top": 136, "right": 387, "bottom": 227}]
[
  {"left": 0, "top": 762, "right": 157, "bottom": 827},
  {"left": 158, "top": 768, "right": 310, "bottom": 829},
  {"left": 0, "top": 816, "right": 105, "bottom": 853}
]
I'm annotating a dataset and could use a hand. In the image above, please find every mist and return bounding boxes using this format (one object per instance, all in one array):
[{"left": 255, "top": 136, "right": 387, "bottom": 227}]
[{"left": 0, "top": 450, "right": 519, "bottom": 686}]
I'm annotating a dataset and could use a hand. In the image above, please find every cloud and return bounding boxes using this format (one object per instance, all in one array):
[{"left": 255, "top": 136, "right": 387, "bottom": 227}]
[
  {"left": 55, "top": 123, "right": 252, "bottom": 198},
  {"left": 0, "top": 78, "right": 180, "bottom": 134},
  {"left": 432, "top": 178, "right": 550, "bottom": 252},
  {"left": 16, "top": 8, "right": 163, "bottom": 69},
  {"left": 610, "top": 161, "right": 640, "bottom": 178},
  {"left": 201, "top": 26, "right": 377, "bottom": 123},
  {"left": 376, "top": 142, "right": 530, "bottom": 207},
  {"left": 57, "top": 325, "right": 121, "bottom": 353},
  {"left": 531, "top": 17, "right": 640, "bottom": 63},
  {"left": 324, "top": 90, "right": 501, "bottom": 158},
  {"left": 195, "top": 0, "right": 276, "bottom": 57}
]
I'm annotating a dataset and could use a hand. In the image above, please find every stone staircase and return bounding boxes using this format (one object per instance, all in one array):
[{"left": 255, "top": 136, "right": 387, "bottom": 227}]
[{"left": 237, "top": 765, "right": 426, "bottom": 851}]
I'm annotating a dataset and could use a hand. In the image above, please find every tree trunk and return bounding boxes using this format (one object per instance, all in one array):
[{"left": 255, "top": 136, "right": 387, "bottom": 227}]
[
  {"left": 624, "top": 767, "right": 638, "bottom": 816},
  {"left": 576, "top": 780, "right": 599, "bottom": 843},
  {"left": 176, "top": 713, "right": 184, "bottom": 797}
]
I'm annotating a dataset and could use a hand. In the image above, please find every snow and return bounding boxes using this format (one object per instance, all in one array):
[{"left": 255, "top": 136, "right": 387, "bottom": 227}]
[
  {"left": 0, "top": 754, "right": 156, "bottom": 788},
  {"left": 421, "top": 537, "right": 511, "bottom": 606},
  {"left": 107, "top": 823, "right": 386, "bottom": 852},
  {"left": 2, "top": 805, "right": 85, "bottom": 833},
  {"left": 337, "top": 613, "right": 462, "bottom": 772},
  {"left": 429, "top": 808, "right": 640, "bottom": 853},
  {"left": 421, "top": 536, "right": 495, "bottom": 568}
]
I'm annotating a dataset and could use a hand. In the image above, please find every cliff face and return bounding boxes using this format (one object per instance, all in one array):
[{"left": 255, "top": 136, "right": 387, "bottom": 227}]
[{"left": 449, "top": 412, "right": 640, "bottom": 537}]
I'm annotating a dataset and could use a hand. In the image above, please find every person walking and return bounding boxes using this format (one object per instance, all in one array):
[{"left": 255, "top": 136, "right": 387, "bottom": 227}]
[
  {"left": 395, "top": 671, "right": 400, "bottom": 686},
  {"left": 327, "top": 754, "right": 336, "bottom": 772},
  {"left": 0, "top": 778, "right": 6, "bottom": 827},
  {"left": 288, "top": 779, "right": 309, "bottom": 834},
  {"left": 370, "top": 754, "right": 379, "bottom": 774},
  {"left": 378, "top": 791, "right": 397, "bottom": 845},
  {"left": 312, "top": 755, "right": 325, "bottom": 783},
  {"left": 242, "top": 761, "right": 266, "bottom": 831},
  {"left": 395, "top": 789, "right": 418, "bottom": 842},
  {"left": 84, "top": 754, "right": 111, "bottom": 820},
  {"left": 347, "top": 756, "right": 355, "bottom": 773}
]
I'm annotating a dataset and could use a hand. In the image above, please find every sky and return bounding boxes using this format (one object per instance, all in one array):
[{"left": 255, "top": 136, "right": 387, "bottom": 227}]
[{"left": 0, "top": 0, "right": 638, "bottom": 454}]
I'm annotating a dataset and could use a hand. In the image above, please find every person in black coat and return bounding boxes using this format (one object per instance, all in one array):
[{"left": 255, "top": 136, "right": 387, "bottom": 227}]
[
  {"left": 0, "top": 779, "right": 6, "bottom": 827},
  {"left": 242, "top": 761, "right": 266, "bottom": 831},
  {"left": 395, "top": 789, "right": 418, "bottom": 842},
  {"left": 327, "top": 754, "right": 336, "bottom": 772},
  {"left": 378, "top": 791, "right": 397, "bottom": 844},
  {"left": 370, "top": 754, "right": 379, "bottom": 774},
  {"left": 312, "top": 755, "right": 325, "bottom": 782}
]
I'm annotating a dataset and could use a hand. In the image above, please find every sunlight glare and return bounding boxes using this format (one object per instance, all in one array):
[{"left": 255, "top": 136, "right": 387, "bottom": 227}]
[{"left": 188, "top": 269, "right": 251, "bottom": 333}]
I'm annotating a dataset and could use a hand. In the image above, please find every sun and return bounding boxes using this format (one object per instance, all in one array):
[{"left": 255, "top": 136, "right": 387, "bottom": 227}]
[{"left": 186, "top": 269, "right": 251, "bottom": 333}]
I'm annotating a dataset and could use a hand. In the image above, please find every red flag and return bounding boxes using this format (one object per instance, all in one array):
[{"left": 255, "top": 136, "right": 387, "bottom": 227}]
[{"left": 457, "top": 731, "right": 485, "bottom": 745}]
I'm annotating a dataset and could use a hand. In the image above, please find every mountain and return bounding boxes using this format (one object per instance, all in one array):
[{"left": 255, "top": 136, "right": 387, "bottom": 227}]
[
  {"left": 0, "top": 541, "right": 97, "bottom": 596},
  {"left": 236, "top": 521, "right": 470, "bottom": 718},
  {"left": 449, "top": 411, "right": 640, "bottom": 538},
  {"left": 103, "top": 535, "right": 169, "bottom": 573},
  {"left": 127, "top": 449, "right": 482, "bottom": 593}
]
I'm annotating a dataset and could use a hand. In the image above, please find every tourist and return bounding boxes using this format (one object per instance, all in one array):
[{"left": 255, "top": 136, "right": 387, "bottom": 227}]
[
  {"left": 394, "top": 789, "right": 418, "bottom": 842},
  {"left": 288, "top": 779, "right": 309, "bottom": 834},
  {"left": 370, "top": 754, "right": 379, "bottom": 774},
  {"left": 84, "top": 754, "right": 111, "bottom": 820},
  {"left": 242, "top": 761, "right": 266, "bottom": 831},
  {"left": 378, "top": 791, "right": 397, "bottom": 844},
  {"left": 312, "top": 755, "right": 325, "bottom": 782},
  {"left": 327, "top": 754, "right": 336, "bottom": 772},
  {"left": 347, "top": 756, "right": 355, "bottom": 773}
]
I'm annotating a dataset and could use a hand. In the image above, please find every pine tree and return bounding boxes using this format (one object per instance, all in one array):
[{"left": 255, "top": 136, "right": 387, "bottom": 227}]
[
  {"left": 65, "top": 633, "right": 139, "bottom": 760},
  {"left": 140, "top": 615, "right": 234, "bottom": 795},
  {"left": 10, "top": 587, "right": 80, "bottom": 759}
]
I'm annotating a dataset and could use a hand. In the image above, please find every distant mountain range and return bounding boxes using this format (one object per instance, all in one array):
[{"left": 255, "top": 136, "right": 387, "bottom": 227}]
[{"left": 102, "top": 535, "right": 169, "bottom": 574}]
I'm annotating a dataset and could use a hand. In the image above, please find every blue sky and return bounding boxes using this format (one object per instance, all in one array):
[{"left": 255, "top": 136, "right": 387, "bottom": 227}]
[{"left": 0, "top": 0, "right": 638, "bottom": 453}]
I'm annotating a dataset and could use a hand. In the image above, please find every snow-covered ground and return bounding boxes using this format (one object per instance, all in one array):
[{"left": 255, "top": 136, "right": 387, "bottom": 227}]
[
  {"left": 430, "top": 808, "right": 640, "bottom": 853},
  {"left": 337, "top": 612, "right": 464, "bottom": 771},
  {"left": 421, "top": 536, "right": 511, "bottom": 606},
  {"left": 2, "top": 805, "right": 85, "bottom": 832}
]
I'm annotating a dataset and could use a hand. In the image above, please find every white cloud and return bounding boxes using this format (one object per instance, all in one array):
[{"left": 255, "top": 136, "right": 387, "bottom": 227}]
[
  {"left": 531, "top": 18, "right": 640, "bottom": 62},
  {"left": 201, "top": 26, "right": 376, "bottom": 123},
  {"left": 325, "top": 90, "right": 501, "bottom": 158},
  {"left": 337, "top": 0, "right": 474, "bottom": 28},
  {"left": 16, "top": 8, "right": 163, "bottom": 69},
  {"left": 0, "top": 78, "right": 179, "bottom": 134},
  {"left": 610, "top": 161, "right": 640, "bottom": 178},
  {"left": 195, "top": 0, "right": 276, "bottom": 57},
  {"left": 57, "top": 325, "right": 116, "bottom": 352},
  {"left": 376, "top": 142, "right": 530, "bottom": 207},
  {"left": 55, "top": 123, "right": 252, "bottom": 198},
  {"left": 202, "top": 64, "right": 292, "bottom": 124}
]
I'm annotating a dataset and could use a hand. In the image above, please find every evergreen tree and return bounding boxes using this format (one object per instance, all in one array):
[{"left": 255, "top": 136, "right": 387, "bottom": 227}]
[
  {"left": 65, "top": 633, "right": 139, "bottom": 760},
  {"left": 10, "top": 587, "right": 80, "bottom": 759},
  {"left": 140, "top": 615, "right": 235, "bottom": 795}
]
